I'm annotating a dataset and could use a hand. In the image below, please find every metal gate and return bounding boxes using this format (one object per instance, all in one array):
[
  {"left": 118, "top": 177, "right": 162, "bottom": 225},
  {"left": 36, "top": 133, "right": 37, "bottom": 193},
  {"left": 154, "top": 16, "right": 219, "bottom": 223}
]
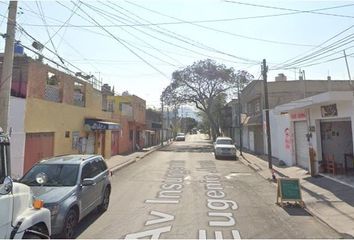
[
  {"left": 24, "top": 132, "right": 54, "bottom": 174},
  {"left": 294, "top": 121, "right": 309, "bottom": 170}
]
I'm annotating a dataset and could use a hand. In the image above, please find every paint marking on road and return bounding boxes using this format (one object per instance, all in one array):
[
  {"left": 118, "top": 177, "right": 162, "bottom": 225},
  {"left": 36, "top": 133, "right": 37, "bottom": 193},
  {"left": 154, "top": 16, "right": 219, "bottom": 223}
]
[
  {"left": 145, "top": 199, "right": 179, "bottom": 204},
  {"left": 145, "top": 211, "right": 174, "bottom": 226},
  {"left": 125, "top": 226, "right": 172, "bottom": 239}
]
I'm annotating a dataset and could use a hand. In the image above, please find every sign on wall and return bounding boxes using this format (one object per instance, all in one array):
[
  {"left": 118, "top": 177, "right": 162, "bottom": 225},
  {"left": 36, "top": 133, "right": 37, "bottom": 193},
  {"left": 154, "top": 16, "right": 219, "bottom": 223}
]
[
  {"left": 321, "top": 104, "right": 338, "bottom": 117},
  {"left": 290, "top": 110, "right": 306, "bottom": 121}
]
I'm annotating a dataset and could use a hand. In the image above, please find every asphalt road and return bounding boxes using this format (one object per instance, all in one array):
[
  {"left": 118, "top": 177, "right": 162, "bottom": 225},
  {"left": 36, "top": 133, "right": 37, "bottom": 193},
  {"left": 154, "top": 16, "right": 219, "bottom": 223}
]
[{"left": 77, "top": 134, "right": 342, "bottom": 239}]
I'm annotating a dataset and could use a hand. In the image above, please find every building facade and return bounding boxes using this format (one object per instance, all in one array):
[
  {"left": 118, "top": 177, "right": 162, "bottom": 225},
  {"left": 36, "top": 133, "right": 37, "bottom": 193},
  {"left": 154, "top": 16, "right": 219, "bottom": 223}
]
[
  {"left": 273, "top": 91, "right": 354, "bottom": 177},
  {"left": 240, "top": 77, "right": 353, "bottom": 155},
  {"left": 1, "top": 55, "right": 125, "bottom": 177}
]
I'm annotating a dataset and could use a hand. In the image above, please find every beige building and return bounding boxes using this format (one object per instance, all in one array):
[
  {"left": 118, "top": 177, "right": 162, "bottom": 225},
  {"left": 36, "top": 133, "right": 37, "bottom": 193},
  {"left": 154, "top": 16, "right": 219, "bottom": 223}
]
[{"left": 1, "top": 55, "right": 122, "bottom": 177}]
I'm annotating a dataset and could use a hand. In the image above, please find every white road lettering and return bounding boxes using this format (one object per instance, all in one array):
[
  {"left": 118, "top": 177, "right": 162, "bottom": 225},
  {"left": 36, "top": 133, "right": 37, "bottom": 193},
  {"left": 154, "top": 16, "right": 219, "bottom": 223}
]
[
  {"left": 145, "top": 211, "right": 174, "bottom": 226},
  {"left": 198, "top": 229, "right": 241, "bottom": 240},
  {"left": 125, "top": 226, "right": 172, "bottom": 239},
  {"left": 208, "top": 212, "right": 235, "bottom": 227}
]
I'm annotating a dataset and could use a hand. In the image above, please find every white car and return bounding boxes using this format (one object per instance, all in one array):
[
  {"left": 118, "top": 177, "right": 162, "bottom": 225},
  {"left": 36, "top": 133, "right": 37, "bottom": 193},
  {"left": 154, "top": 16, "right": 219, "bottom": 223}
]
[
  {"left": 175, "top": 133, "right": 186, "bottom": 141},
  {"left": 214, "top": 137, "right": 237, "bottom": 160}
]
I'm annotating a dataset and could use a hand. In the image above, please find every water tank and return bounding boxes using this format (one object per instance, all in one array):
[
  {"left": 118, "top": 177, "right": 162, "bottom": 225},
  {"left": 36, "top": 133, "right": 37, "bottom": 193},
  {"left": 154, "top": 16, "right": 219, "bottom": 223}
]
[{"left": 14, "top": 41, "right": 24, "bottom": 55}]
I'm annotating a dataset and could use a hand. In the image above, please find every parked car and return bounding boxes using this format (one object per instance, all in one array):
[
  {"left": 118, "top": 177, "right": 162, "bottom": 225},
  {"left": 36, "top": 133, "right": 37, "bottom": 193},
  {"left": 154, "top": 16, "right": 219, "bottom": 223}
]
[
  {"left": 20, "top": 154, "right": 111, "bottom": 239},
  {"left": 175, "top": 132, "right": 186, "bottom": 141},
  {"left": 213, "top": 137, "right": 237, "bottom": 160}
]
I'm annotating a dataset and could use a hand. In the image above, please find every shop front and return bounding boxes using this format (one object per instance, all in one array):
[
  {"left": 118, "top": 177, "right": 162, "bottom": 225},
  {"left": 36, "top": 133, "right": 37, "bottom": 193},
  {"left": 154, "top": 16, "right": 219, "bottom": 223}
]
[
  {"left": 275, "top": 92, "right": 354, "bottom": 178},
  {"left": 84, "top": 118, "right": 121, "bottom": 158}
]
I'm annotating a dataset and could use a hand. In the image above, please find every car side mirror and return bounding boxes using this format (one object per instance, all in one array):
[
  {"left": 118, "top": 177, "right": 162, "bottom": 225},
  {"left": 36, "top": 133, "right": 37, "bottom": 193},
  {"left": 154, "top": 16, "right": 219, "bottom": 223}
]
[
  {"left": 81, "top": 178, "right": 95, "bottom": 186},
  {"left": 0, "top": 176, "right": 13, "bottom": 195}
]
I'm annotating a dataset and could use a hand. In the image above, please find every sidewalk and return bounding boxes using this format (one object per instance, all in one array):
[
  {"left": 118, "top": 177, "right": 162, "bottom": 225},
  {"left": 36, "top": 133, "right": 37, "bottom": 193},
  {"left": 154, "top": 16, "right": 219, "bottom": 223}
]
[
  {"left": 106, "top": 141, "right": 172, "bottom": 174},
  {"left": 240, "top": 151, "right": 354, "bottom": 238}
]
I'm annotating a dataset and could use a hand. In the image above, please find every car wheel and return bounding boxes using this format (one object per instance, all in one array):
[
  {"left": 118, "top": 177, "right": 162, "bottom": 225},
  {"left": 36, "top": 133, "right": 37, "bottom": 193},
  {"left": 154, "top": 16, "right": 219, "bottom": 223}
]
[
  {"left": 98, "top": 187, "right": 110, "bottom": 212},
  {"left": 62, "top": 209, "right": 78, "bottom": 239}
]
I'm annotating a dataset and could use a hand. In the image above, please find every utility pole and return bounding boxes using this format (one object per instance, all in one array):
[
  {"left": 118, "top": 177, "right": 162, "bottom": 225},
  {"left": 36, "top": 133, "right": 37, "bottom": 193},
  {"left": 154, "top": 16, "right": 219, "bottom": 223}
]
[
  {"left": 237, "top": 79, "right": 243, "bottom": 156},
  {"left": 262, "top": 59, "right": 273, "bottom": 171},
  {"left": 167, "top": 107, "right": 170, "bottom": 141},
  {"left": 161, "top": 99, "right": 164, "bottom": 146},
  {"left": 0, "top": 1, "right": 18, "bottom": 132},
  {"left": 344, "top": 50, "right": 352, "bottom": 84}
]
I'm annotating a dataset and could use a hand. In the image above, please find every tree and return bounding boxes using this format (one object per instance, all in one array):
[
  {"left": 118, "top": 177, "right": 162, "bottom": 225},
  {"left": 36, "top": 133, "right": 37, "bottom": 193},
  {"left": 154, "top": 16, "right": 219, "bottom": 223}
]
[{"left": 161, "top": 59, "right": 253, "bottom": 140}]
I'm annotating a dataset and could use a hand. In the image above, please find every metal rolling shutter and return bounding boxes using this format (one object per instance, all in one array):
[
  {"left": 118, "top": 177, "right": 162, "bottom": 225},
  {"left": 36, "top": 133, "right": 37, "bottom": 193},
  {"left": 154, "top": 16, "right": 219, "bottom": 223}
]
[{"left": 295, "top": 121, "right": 309, "bottom": 170}]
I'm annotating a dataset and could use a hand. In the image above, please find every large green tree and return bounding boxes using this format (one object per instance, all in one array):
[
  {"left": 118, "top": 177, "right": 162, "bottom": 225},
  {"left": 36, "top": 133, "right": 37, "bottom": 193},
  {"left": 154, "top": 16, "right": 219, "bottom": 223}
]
[{"left": 161, "top": 59, "right": 253, "bottom": 140}]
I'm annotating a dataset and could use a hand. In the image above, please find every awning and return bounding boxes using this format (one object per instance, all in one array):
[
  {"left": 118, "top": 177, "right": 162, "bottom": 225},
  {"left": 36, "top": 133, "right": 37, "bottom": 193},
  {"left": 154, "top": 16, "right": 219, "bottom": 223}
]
[
  {"left": 84, "top": 119, "right": 121, "bottom": 131},
  {"left": 274, "top": 91, "right": 353, "bottom": 114},
  {"left": 244, "top": 114, "right": 262, "bottom": 126}
]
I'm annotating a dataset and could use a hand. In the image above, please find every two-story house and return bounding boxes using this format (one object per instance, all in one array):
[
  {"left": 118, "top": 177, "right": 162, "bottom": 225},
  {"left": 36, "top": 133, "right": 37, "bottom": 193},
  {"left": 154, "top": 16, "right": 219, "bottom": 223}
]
[{"left": 1, "top": 54, "right": 123, "bottom": 177}]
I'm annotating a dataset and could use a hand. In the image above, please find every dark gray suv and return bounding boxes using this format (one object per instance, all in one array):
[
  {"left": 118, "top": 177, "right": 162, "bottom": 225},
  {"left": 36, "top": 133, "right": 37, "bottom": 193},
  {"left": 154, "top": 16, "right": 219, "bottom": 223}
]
[{"left": 20, "top": 155, "right": 111, "bottom": 238}]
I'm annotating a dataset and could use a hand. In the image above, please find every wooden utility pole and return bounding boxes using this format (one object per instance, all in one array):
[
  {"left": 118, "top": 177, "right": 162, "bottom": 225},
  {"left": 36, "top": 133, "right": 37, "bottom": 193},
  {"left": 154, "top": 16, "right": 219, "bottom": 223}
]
[
  {"left": 262, "top": 59, "right": 273, "bottom": 170},
  {"left": 0, "top": 1, "right": 18, "bottom": 132}
]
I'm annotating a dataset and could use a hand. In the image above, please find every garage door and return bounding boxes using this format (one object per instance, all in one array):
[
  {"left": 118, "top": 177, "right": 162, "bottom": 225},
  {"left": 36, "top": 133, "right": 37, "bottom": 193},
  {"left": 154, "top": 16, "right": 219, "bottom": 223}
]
[
  {"left": 24, "top": 132, "right": 54, "bottom": 174},
  {"left": 294, "top": 121, "right": 309, "bottom": 169}
]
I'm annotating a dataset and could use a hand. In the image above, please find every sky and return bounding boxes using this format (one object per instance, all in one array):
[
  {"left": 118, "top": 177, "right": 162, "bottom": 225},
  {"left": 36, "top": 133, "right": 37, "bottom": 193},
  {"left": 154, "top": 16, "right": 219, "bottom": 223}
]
[{"left": 0, "top": 0, "right": 353, "bottom": 109}]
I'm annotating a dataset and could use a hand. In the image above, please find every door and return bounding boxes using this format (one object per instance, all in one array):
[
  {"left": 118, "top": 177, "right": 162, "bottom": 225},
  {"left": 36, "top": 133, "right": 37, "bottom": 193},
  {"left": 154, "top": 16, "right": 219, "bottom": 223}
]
[
  {"left": 111, "top": 131, "right": 119, "bottom": 156},
  {"left": 24, "top": 132, "right": 54, "bottom": 174},
  {"left": 86, "top": 133, "right": 95, "bottom": 154},
  {"left": 321, "top": 121, "right": 353, "bottom": 169},
  {"left": 80, "top": 161, "right": 100, "bottom": 218},
  {"left": 295, "top": 121, "right": 309, "bottom": 169},
  {"left": 249, "top": 131, "right": 255, "bottom": 152}
]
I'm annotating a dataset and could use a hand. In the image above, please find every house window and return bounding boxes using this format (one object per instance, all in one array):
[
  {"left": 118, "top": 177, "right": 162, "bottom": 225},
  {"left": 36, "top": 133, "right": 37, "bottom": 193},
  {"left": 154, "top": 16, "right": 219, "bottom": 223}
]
[
  {"left": 73, "top": 81, "right": 85, "bottom": 107},
  {"left": 45, "top": 72, "right": 61, "bottom": 102}
]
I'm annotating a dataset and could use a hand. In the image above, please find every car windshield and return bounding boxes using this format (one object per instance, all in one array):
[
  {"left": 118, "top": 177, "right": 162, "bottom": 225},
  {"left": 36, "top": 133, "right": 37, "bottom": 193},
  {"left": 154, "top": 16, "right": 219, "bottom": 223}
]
[
  {"left": 21, "top": 164, "right": 79, "bottom": 187},
  {"left": 216, "top": 139, "right": 233, "bottom": 145},
  {"left": 177, "top": 133, "right": 185, "bottom": 136}
]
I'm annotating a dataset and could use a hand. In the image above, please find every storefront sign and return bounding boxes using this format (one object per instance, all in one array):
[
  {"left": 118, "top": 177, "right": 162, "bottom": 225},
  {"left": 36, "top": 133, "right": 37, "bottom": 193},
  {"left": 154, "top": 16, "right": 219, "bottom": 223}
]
[
  {"left": 84, "top": 119, "right": 121, "bottom": 131},
  {"left": 321, "top": 104, "right": 338, "bottom": 117},
  {"left": 290, "top": 110, "right": 306, "bottom": 121}
]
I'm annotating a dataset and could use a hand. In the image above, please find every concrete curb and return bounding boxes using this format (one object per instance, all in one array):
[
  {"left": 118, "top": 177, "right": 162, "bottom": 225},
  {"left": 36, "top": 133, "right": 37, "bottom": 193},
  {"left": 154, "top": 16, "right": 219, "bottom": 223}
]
[{"left": 110, "top": 141, "right": 173, "bottom": 175}]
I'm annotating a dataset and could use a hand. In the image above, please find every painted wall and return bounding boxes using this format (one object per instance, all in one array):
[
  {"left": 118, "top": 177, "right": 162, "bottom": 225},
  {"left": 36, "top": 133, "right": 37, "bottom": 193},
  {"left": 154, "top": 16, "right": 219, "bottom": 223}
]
[
  {"left": 25, "top": 94, "right": 113, "bottom": 158},
  {"left": 264, "top": 110, "right": 292, "bottom": 166},
  {"left": 8, "top": 97, "right": 26, "bottom": 178}
]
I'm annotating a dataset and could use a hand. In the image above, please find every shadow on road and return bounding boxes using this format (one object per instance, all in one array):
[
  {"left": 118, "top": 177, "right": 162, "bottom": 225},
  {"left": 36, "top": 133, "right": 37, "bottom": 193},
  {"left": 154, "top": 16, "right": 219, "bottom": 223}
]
[
  {"left": 281, "top": 204, "right": 311, "bottom": 216},
  {"left": 303, "top": 176, "right": 354, "bottom": 207},
  {"left": 158, "top": 145, "right": 213, "bottom": 153}
]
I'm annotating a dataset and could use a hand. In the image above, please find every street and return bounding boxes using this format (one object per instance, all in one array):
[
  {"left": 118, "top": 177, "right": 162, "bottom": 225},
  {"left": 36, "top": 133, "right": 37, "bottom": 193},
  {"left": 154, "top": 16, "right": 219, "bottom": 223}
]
[{"left": 76, "top": 134, "right": 342, "bottom": 239}]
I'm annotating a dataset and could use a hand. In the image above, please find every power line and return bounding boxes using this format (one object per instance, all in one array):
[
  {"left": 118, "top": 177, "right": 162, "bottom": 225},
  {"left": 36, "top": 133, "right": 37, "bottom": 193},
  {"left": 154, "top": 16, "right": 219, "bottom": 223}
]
[
  {"left": 108, "top": 1, "right": 258, "bottom": 64},
  {"left": 272, "top": 24, "right": 354, "bottom": 70},
  {"left": 79, "top": 1, "right": 254, "bottom": 65},
  {"left": 273, "top": 32, "right": 354, "bottom": 70},
  {"left": 73, "top": 0, "right": 170, "bottom": 80},
  {"left": 81, "top": 1, "right": 181, "bottom": 67},
  {"left": 125, "top": 1, "right": 316, "bottom": 47},
  {"left": 224, "top": 0, "right": 354, "bottom": 19},
  {"left": 17, "top": 24, "right": 98, "bottom": 82}
]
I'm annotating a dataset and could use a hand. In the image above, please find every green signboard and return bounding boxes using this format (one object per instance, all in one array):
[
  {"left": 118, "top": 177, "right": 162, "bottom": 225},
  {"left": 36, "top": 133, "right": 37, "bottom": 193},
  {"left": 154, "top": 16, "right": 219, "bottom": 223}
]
[{"left": 277, "top": 178, "right": 304, "bottom": 207}]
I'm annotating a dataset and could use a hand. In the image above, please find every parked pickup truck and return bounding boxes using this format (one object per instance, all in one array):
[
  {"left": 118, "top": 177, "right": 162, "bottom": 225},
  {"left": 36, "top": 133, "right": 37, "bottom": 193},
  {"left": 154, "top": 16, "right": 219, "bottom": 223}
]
[{"left": 0, "top": 127, "right": 51, "bottom": 239}]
